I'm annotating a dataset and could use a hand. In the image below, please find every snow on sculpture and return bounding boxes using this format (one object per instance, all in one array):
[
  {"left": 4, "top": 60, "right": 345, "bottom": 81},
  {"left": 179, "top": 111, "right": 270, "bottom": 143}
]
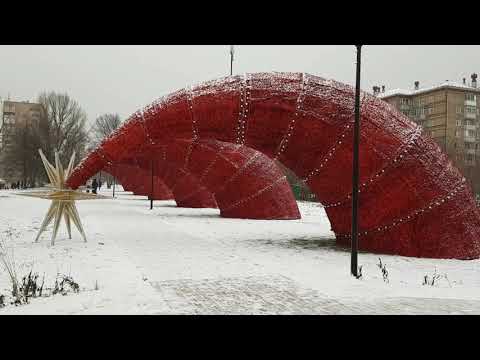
[{"left": 66, "top": 72, "right": 480, "bottom": 259}]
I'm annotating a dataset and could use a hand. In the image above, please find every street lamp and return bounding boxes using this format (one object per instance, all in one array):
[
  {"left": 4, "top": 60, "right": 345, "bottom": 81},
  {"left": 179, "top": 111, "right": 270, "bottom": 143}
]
[
  {"left": 229, "top": 45, "right": 235, "bottom": 76},
  {"left": 351, "top": 45, "right": 362, "bottom": 278},
  {"left": 150, "top": 159, "right": 154, "bottom": 210},
  {"left": 112, "top": 166, "right": 116, "bottom": 198}
]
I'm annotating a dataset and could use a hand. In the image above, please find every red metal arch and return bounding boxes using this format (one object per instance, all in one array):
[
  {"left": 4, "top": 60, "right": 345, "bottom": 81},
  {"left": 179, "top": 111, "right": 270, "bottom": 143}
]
[
  {"left": 137, "top": 139, "right": 301, "bottom": 219},
  {"left": 134, "top": 155, "right": 218, "bottom": 208},
  {"left": 67, "top": 72, "right": 480, "bottom": 259},
  {"left": 104, "top": 163, "right": 174, "bottom": 200}
]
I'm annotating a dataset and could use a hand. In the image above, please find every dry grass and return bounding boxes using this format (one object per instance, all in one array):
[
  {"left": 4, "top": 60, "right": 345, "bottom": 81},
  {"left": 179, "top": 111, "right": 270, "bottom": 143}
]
[{"left": 0, "top": 228, "right": 21, "bottom": 300}]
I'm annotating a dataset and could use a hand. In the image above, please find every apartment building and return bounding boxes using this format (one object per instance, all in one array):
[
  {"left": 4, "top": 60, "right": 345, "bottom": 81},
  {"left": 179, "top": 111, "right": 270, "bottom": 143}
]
[
  {"left": 375, "top": 73, "right": 480, "bottom": 194},
  {"left": 0, "top": 99, "right": 43, "bottom": 183}
]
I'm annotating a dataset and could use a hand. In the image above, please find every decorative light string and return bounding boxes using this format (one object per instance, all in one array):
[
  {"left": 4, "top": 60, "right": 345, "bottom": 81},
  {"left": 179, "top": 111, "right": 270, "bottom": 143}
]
[
  {"left": 301, "top": 93, "right": 372, "bottom": 186},
  {"left": 222, "top": 175, "right": 287, "bottom": 212},
  {"left": 274, "top": 73, "right": 308, "bottom": 160},
  {"left": 301, "top": 121, "right": 353, "bottom": 184},
  {"left": 216, "top": 152, "right": 262, "bottom": 194},
  {"left": 182, "top": 138, "right": 198, "bottom": 171},
  {"left": 159, "top": 145, "right": 180, "bottom": 193},
  {"left": 197, "top": 142, "right": 229, "bottom": 183},
  {"left": 139, "top": 110, "right": 155, "bottom": 146},
  {"left": 235, "top": 74, "right": 250, "bottom": 145},
  {"left": 336, "top": 178, "right": 467, "bottom": 239},
  {"left": 323, "top": 126, "right": 423, "bottom": 209},
  {"left": 186, "top": 86, "right": 199, "bottom": 140},
  {"left": 173, "top": 166, "right": 210, "bottom": 203}
]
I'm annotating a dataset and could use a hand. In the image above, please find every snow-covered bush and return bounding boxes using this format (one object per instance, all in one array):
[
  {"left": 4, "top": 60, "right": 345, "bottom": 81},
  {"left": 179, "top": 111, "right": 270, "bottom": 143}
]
[
  {"left": 422, "top": 268, "right": 451, "bottom": 287},
  {"left": 52, "top": 274, "right": 80, "bottom": 295}
]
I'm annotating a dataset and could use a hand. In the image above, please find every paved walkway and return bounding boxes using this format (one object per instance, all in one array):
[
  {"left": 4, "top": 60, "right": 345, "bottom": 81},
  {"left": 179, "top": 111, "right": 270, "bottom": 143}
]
[
  {"left": 150, "top": 274, "right": 480, "bottom": 315},
  {"left": 87, "top": 190, "right": 480, "bottom": 315}
]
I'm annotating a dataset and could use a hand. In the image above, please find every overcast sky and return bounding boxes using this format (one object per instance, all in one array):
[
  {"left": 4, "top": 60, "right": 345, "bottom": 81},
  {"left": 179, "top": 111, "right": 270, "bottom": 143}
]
[{"left": 1, "top": 45, "right": 479, "bottom": 126}]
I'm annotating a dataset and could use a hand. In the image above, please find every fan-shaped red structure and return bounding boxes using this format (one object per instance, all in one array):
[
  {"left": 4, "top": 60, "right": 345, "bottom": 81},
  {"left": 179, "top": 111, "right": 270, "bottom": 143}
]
[{"left": 67, "top": 72, "right": 480, "bottom": 259}]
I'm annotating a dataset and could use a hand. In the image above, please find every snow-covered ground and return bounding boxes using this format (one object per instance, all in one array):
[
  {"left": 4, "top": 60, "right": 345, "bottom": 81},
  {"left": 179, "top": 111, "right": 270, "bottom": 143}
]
[{"left": 1, "top": 186, "right": 480, "bottom": 314}]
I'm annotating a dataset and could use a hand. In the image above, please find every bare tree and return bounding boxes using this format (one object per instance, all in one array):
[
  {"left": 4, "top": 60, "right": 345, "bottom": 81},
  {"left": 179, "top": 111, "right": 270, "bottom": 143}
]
[
  {"left": 89, "top": 113, "right": 122, "bottom": 150},
  {"left": 37, "top": 91, "right": 89, "bottom": 167},
  {"left": 87, "top": 113, "right": 123, "bottom": 187},
  {"left": 2, "top": 92, "right": 88, "bottom": 186}
]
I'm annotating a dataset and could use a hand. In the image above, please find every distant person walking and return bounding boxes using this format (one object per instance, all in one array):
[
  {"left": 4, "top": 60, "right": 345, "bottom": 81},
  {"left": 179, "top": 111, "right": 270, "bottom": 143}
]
[{"left": 92, "top": 178, "right": 98, "bottom": 194}]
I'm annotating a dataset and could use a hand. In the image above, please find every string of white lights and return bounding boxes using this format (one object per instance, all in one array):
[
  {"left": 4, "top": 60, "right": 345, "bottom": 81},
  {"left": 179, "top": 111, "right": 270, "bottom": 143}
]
[
  {"left": 182, "top": 138, "right": 198, "bottom": 172},
  {"left": 187, "top": 85, "right": 199, "bottom": 140},
  {"left": 301, "top": 93, "right": 373, "bottom": 186},
  {"left": 235, "top": 74, "right": 250, "bottom": 145},
  {"left": 174, "top": 168, "right": 211, "bottom": 204},
  {"left": 301, "top": 121, "right": 353, "bottom": 184},
  {"left": 222, "top": 175, "right": 287, "bottom": 212},
  {"left": 216, "top": 151, "right": 262, "bottom": 194},
  {"left": 336, "top": 179, "right": 467, "bottom": 239},
  {"left": 274, "top": 73, "right": 308, "bottom": 160},
  {"left": 139, "top": 110, "right": 155, "bottom": 146},
  {"left": 323, "top": 126, "right": 423, "bottom": 209},
  {"left": 197, "top": 142, "right": 228, "bottom": 183},
  {"left": 159, "top": 145, "right": 181, "bottom": 193}
]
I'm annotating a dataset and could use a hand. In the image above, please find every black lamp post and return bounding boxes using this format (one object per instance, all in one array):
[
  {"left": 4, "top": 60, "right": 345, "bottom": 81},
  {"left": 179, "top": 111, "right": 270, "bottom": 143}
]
[
  {"left": 150, "top": 159, "right": 154, "bottom": 210},
  {"left": 230, "top": 45, "right": 235, "bottom": 76},
  {"left": 351, "top": 45, "right": 362, "bottom": 278},
  {"left": 112, "top": 166, "right": 116, "bottom": 199}
]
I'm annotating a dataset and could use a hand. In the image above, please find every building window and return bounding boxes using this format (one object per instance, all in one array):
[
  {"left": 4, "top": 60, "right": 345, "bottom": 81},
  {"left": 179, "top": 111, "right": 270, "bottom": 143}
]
[
  {"left": 465, "top": 154, "right": 475, "bottom": 161},
  {"left": 465, "top": 105, "right": 476, "bottom": 114},
  {"left": 456, "top": 106, "right": 464, "bottom": 114},
  {"left": 466, "top": 129, "right": 477, "bottom": 137},
  {"left": 4, "top": 104, "right": 15, "bottom": 113},
  {"left": 466, "top": 93, "right": 476, "bottom": 102},
  {"left": 457, "top": 119, "right": 463, "bottom": 126}
]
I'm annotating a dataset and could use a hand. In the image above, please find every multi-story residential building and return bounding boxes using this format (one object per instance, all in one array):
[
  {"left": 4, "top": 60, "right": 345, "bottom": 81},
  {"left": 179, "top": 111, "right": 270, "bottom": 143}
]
[
  {"left": 0, "top": 99, "right": 43, "bottom": 184},
  {"left": 375, "top": 73, "right": 480, "bottom": 195}
]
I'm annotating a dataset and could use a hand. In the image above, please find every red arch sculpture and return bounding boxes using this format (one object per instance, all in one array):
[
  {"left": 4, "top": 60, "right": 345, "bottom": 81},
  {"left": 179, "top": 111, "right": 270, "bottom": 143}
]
[
  {"left": 143, "top": 139, "right": 300, "bottom": 219},
  {"left": 67, "top": 72, "right": 480, "bottom": 259},
  {"left": 104, "top": 163, "right": 174, "bottom": 200}
]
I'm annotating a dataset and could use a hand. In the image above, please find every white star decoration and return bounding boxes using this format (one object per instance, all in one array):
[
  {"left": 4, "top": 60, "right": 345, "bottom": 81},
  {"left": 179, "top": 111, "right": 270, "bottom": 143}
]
[{"left": 18, "top": 149, "right": 107, "bottom": 245}]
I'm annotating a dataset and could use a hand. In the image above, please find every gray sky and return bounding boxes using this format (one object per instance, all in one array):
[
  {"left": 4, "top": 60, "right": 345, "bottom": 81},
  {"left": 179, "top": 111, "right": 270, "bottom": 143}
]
[{"left": 1, "top": 45, "right": 479, "bottom": 126}]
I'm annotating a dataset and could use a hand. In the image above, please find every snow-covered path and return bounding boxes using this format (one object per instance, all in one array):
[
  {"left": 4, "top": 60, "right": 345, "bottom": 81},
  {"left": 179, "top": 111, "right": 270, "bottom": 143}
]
[{"left": 1, "top": 187, "right": 480, "bottom": 314}]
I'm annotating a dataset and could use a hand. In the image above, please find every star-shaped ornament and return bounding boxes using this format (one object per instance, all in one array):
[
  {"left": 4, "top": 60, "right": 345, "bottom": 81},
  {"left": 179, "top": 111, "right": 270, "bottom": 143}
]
[{"left": 17, "top": 149, "right": 107, "bottom": 245}]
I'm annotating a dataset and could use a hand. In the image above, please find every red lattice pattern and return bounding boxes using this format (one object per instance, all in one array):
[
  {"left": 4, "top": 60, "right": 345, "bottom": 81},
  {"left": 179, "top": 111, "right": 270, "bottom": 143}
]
[{"left": 67, "top": 72, "right": 480, "bottom": 259}]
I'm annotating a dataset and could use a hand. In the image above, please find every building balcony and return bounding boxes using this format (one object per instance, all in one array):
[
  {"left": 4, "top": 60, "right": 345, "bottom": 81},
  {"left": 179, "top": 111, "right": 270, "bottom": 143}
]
[
  {"left": 465, "top": 112, "right": 477, "bottom": 120},
  {"left": 465, "top": 100, "right": 477, "bottom": 107}
]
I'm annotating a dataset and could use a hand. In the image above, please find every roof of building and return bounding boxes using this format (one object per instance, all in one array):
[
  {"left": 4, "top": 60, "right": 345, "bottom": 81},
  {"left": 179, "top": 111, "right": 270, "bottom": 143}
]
[{"left": 377, "top": 80, "right": 480, "bottom": 99}]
